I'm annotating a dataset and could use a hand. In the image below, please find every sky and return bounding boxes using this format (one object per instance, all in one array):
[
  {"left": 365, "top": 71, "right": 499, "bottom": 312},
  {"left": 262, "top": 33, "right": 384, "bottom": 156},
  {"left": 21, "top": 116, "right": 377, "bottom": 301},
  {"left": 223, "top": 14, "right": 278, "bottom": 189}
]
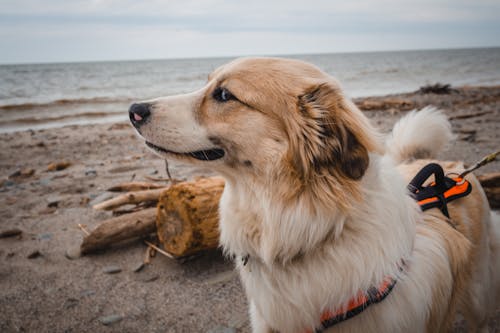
[{"left": 0, "top": 0, "right": 499, "bottom": 64}]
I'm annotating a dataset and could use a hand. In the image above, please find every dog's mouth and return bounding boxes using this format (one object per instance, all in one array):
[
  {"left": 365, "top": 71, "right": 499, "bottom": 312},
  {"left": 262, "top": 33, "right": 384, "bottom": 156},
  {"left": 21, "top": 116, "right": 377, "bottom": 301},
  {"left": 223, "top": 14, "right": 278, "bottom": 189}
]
[{"left": 145, "top": 141, "right": 225, "bottom": 161}]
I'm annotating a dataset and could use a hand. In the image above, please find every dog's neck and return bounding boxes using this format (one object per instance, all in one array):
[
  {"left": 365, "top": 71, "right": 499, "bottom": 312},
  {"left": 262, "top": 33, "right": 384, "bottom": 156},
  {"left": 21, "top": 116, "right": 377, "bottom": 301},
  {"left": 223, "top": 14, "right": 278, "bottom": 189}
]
[{"left": 219, "top": 154, "right": 417, "bottom": 268}]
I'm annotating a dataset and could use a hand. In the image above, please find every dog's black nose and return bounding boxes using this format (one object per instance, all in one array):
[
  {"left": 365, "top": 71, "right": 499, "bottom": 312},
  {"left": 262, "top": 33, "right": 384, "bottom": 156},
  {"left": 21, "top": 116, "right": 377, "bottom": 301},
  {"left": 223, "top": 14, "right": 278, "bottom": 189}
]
[{"left": 129, "top": 103, "right": 151, "bottom": 127}]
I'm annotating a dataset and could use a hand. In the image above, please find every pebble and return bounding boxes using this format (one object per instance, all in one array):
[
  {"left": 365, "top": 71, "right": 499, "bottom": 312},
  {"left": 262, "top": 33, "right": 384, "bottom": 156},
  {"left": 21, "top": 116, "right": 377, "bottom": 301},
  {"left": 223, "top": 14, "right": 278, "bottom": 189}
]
[
  {"left": 37, "top": 233, "right": 52, "bottom": 241},
  {"left": 39, "top": 178, "right": 51, "bottom": 186},
  {"left": 99, "top": 314, "right": 123, "bottom": 326},
  {"left": 102, "top": 265, "right": 122, "bottom": 274},
  {"left": 63, "top": 298, "right": 79, "bottom": 309},
  {"left": 65, "top": 246, "right": 81, "bottom": 260},
  {"left": 0, "top": 228, "right": 22, "bottom": 238},
  {"left": 9, "top": 168, "right": 35, "bottom": 179},
  {"left": 132, "top": 262, "right": 145, "bottom": 272},
  {"left": 47, "top": 161, "right": 72, "bottom": 172},
  {"left": 85, "top": 169, "right": 97, "bottom": 176},
  {"left": 2, "top": 180, "right": 15, "bottom": 187},
  {"left": 27, "top": 250, "right": 41, "bottom": 259}
]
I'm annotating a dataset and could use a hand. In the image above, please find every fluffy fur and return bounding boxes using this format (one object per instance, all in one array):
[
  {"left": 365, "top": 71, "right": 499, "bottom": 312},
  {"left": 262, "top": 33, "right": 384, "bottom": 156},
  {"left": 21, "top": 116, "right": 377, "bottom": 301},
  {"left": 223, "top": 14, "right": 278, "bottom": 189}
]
[{"left": 131, "top": 57, "right": 500, "bottom": 333}]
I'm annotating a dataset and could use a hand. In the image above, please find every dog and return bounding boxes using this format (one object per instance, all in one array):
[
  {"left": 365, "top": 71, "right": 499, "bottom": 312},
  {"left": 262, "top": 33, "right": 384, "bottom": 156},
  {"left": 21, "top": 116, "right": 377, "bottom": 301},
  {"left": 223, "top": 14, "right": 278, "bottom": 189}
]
[{"left": 129, "top": 57, "right": 500, "bottom": 332}]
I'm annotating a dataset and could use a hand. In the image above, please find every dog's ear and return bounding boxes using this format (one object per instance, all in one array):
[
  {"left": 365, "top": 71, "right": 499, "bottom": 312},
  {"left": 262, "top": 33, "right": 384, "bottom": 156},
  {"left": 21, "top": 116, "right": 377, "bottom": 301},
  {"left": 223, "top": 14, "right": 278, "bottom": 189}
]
[{"left": 293, "top": 82, "right": 377, "bottom": 181}]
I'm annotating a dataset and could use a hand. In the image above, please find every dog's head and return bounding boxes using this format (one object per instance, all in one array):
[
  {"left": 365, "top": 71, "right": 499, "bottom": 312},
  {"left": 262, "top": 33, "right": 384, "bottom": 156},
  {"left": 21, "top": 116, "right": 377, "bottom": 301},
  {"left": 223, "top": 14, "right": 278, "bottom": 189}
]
[{"left": 130, "top": 57, "right": 381, "bottom": 208}]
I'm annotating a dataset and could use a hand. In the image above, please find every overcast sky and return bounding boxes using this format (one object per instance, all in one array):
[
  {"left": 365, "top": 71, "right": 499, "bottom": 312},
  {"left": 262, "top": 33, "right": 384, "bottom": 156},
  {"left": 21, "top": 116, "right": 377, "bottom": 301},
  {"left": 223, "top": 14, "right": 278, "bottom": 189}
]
[{"left": 0, "top": 0, "right": 499, "bottom": 64}]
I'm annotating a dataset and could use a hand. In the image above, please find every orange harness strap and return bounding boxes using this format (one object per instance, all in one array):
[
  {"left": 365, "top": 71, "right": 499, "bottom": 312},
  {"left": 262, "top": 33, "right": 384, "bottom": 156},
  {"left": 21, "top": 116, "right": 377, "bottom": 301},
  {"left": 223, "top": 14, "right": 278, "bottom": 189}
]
[{"left": 306, "top": 276, "right": 397, "bottom": 333}]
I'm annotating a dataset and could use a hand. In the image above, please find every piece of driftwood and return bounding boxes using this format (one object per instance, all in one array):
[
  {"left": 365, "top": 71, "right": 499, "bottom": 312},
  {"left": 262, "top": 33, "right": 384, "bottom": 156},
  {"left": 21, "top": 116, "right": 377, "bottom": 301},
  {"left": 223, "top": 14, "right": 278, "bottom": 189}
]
[
  {"left": 418, "top": 83, "right": 456, "bottom": 95},
  {"left": 93, "top": 188, "right": 165, "bottom": 210},
  {"left": 81, "top": 208, "right": 156, "bottom": 254},
  {"left": 356, "top": 98, "right": 414, "bottom": 111},
  {"left": 107, "top": 182, "right": 166, "bottom": 192},
  {"left": 478, "top": 172, "right": 500, "bottom": 209},
  {"left": 156, "top": 177, "right": 225, "bottom": 257},
  {"left": 449, "top": 110, "right": 493, "bottom": 120}
]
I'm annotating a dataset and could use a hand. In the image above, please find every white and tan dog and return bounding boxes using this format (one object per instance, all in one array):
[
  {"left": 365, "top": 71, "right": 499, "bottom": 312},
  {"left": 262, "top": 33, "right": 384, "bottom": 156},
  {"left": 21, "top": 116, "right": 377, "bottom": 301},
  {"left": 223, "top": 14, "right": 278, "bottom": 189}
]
[{"left": 129, "top": 58, "right": 500, "bottom": 332}]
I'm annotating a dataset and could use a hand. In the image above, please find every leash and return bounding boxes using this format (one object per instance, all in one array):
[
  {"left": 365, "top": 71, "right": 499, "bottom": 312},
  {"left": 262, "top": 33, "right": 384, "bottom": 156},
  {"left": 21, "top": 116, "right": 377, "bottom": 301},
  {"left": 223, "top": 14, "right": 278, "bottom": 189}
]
[{"left": 459, "top": 151, "right": 499, "bottom": 178}]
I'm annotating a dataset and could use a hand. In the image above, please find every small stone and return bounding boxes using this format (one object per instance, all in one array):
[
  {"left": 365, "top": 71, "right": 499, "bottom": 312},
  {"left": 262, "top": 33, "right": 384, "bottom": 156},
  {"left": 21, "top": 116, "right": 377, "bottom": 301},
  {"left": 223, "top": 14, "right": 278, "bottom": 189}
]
[
  {"left": 0, "top": 228, "right": 22, "bottom": 238},
  {"left": 8, "top": 170, "right": 21, "bottom": 178},
  {"left": 8, "top": 168, "right": 34, "bottom": 178},
  {"left": 132, "top": 262, "right": 145, "bottom": 272},
  {"left": 85, "top": 169, "right": 97, "bottom": 176},
  {"left": 47, "top": 161, "right": 72, "bottom": 172},
  {"left": 46, "top": 196, "right": 62, "bottom": 208},
  {"left": 37, "top": 233, "right": 52, "bottom": 241},
  {"left": 65, "top": 246, "right": 81, "bottom": 260},
  {"left": 27, "top": 250, "right": 41, "bottom": 259},
  {"left": 99, "top": 314, "right": 123, "bottom": 326},
  {"left": 63, "top": 298, "right": 79, "bottom": 309},
  {"left": 2, "top": 180, "right": 15, "bottom": 187},
  {"left": 102, "top": 265, "right": 122, "bottom": 274},
  {"left": 39, "top": 178, "right": 51, "bottom": 186},
  {"left": 48, "top": 201, "right": 59, "bottom": 208}
]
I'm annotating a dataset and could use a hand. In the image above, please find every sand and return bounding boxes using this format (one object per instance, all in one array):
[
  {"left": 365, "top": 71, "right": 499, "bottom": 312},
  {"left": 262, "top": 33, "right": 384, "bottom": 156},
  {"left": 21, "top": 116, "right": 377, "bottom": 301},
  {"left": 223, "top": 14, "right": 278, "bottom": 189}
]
[{"left": 0, "top": 86, "right": 499, "bottom": 332}]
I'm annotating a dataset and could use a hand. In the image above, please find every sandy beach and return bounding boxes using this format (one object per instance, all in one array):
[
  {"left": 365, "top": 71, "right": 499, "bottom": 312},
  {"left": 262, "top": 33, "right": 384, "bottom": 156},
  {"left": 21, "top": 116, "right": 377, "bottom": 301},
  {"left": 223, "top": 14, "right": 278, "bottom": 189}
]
[{"left": 0, "top": 86, "right": 499, "bottom": 332}]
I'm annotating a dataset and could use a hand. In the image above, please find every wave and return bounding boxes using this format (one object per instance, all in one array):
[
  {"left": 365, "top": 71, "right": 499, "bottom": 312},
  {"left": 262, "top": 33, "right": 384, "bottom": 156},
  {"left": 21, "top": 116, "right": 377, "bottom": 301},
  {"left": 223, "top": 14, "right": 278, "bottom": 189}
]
[
  {"left": 0, "top": 111, "right": 124, "bottom": 125},
  {"left": 0, "top": 96, "right": 133, "bottom": 111}
]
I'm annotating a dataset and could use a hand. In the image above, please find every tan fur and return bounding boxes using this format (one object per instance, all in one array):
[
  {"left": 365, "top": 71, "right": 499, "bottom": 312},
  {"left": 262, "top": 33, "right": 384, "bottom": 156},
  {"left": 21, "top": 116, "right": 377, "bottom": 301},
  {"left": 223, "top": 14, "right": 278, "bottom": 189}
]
[{"left": 131, "top": 57, "right": 500, "bottom": 333}]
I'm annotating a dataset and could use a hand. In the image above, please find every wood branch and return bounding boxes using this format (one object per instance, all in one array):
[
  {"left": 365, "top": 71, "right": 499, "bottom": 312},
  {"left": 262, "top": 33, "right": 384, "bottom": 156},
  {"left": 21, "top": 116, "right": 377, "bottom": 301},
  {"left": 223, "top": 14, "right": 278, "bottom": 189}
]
[
  {"left": 449, "top": 110, "right": 493, "bottom": 120},
  {"left": 107, "top": 182, "right": 166, "bottom": 192},
  {"left": 93, "top": 188, "right": 165, "bottom": 210},
  {"left": 81, "top": 208, "right": 156, "bottom": 254},
  {"left": 478, "top": 172, "right": 500, "bottom": 209},
  {"left": 156, "top": 177, "right": 225, "bottom": 257}
]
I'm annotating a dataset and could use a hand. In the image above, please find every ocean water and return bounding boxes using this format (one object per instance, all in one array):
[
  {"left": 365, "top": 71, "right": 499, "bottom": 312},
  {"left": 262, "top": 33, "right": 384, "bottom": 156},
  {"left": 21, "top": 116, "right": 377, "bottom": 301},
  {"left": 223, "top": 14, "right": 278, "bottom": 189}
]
[{"left": 0, "top": 47, "right": 499, "bottom": 133}]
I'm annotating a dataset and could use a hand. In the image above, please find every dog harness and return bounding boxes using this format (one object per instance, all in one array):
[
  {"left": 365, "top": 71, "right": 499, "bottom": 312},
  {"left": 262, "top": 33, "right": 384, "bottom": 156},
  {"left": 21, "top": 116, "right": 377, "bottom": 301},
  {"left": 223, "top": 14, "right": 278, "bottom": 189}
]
[
  {"left": 306, "top": 276, "right": 398, "bottom": 333},
  {"left": 407, "top": 163, "right": 472, "bottom": 218},
  {"left": 303, "top": 163, "right": 473, "bottom": 332}
]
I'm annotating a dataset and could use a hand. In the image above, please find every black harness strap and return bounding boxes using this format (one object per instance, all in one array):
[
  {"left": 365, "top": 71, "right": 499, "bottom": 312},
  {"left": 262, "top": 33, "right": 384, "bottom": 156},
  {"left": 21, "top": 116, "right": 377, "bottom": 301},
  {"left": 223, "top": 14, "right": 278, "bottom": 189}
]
[{"left": 407, "top": 163, "right": 472, "bottom": 218}]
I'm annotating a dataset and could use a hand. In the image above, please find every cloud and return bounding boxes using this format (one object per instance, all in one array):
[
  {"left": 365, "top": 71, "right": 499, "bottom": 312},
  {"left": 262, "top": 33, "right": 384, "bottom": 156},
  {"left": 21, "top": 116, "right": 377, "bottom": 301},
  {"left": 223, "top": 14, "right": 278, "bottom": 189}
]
[{"left": 0, "top": 0, "right": 499, "bottom": 63}]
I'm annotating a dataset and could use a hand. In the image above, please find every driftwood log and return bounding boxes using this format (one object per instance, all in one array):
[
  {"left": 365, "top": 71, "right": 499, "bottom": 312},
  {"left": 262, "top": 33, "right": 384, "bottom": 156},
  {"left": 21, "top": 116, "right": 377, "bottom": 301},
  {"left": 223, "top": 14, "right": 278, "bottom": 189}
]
[
  {"left": 81, "top": 208, "right": 156, "bottom": 254},
  {"left": 83, "top": 172, "right": 499, "bottom": 257},
  {"left": 156, "top": 177, "right": 225, "bottom": 257}
]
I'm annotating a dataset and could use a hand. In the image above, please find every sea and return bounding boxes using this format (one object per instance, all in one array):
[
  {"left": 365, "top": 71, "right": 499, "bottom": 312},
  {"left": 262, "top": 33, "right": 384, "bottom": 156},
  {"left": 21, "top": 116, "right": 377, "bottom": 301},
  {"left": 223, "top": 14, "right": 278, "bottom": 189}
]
[{"left": 1, "top": 47, "right": 499, "bottom": 133}]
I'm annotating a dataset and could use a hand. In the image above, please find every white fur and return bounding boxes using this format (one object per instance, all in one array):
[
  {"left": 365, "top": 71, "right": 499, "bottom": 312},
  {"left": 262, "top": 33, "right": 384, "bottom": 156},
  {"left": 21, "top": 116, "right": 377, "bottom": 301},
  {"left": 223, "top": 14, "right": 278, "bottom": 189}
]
[
  {"left": 131, "top": 58, "right": 499, "bottom": 332},
  {"left": 219, "top": 108, "right": 498, "bottom": 332},
  {"left": 386, "top": 106, "right": 454, "bottom": 164}
]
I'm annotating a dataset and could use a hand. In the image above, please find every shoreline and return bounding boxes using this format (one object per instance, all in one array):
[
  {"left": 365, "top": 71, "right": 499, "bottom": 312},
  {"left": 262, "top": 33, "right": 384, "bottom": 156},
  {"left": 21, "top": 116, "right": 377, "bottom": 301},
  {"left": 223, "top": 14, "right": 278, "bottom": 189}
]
[
  {"left": 0, "top": 86, "right": 499, "bottom": 332},
  {"left": 1, "top": 84, "right": 499, "bottom": 134}
]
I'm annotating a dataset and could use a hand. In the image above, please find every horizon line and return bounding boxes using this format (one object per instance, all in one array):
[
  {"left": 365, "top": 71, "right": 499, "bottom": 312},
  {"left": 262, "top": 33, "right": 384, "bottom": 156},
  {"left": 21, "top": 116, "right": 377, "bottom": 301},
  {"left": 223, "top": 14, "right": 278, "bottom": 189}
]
[{"left": 1, "top": 45, "right": 499, "bottom": 66}]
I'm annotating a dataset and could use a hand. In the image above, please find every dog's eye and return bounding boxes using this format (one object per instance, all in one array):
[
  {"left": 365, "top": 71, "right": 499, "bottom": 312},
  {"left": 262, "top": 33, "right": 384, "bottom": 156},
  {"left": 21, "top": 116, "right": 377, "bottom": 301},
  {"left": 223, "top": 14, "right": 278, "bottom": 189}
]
[{"left": 213, "top": 87, "right": 235, "bottom": 103}]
